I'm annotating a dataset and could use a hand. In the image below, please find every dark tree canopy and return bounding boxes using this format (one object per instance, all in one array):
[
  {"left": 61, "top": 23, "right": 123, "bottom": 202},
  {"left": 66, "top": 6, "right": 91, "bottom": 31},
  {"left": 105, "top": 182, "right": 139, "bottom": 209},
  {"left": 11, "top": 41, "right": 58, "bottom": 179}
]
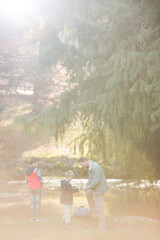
[{"left": 27, "top": 0, "right": 160, "bottom": 179}]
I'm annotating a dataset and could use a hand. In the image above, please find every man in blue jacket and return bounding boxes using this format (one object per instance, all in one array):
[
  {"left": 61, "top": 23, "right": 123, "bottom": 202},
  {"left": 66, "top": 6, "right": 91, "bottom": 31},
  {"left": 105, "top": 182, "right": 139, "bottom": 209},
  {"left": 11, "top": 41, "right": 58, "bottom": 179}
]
[{"left": 78, "top": 156, "right": 108, "bottom": 230}]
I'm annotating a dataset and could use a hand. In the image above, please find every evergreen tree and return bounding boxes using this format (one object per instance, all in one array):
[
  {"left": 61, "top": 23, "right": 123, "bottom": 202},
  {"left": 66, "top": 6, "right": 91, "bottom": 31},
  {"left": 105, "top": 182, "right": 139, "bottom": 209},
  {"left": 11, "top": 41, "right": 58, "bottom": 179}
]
[{"left": 30, "top": 0, "right": 160, "bottom": 179}]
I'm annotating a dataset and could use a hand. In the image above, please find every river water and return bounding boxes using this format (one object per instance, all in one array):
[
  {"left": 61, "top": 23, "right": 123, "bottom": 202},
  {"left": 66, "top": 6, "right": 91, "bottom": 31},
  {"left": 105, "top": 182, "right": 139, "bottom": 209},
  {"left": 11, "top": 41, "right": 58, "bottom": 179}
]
[{"left": 0, "top": 179, "right": 160, "bottom": 221}]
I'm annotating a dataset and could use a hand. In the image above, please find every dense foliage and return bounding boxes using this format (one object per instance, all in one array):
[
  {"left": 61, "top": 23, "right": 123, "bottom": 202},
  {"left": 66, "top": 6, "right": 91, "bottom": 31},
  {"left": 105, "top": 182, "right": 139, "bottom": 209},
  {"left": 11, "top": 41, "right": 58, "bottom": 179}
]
[{"left": 29, "top": 0, "right": 160, "bottom": 179}]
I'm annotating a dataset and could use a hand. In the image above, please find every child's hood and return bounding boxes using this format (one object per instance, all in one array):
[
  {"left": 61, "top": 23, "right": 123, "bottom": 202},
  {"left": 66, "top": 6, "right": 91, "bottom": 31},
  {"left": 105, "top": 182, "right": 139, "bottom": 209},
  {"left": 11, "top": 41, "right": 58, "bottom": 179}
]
[{"left": 25, "top": 166, "right": 36, "bottom": 176}]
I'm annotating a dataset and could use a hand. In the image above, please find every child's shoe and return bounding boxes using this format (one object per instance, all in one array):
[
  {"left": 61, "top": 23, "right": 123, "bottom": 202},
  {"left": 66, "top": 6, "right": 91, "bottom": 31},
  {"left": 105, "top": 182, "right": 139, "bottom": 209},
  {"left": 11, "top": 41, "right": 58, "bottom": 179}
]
[
  {"left": 66, "top": 223, "right": 73, "bottom": 228},
  {"left": 36, "top": 218, "right": 46, "bottom": 222}
]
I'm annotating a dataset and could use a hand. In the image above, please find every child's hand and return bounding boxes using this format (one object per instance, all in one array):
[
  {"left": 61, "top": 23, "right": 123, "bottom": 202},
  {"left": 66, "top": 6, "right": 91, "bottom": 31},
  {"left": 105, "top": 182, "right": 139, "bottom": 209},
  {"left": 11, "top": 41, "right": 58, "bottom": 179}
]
[{"left": 77, "top": 186, "right": 82, "bottom": 190}]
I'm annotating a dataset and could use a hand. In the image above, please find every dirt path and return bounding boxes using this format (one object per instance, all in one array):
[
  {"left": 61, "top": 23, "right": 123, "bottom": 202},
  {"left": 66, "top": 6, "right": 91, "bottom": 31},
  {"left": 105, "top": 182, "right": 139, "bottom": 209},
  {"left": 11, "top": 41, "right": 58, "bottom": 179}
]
[{"left": 0, "top": 203, "right": 160, "bottom": 240}]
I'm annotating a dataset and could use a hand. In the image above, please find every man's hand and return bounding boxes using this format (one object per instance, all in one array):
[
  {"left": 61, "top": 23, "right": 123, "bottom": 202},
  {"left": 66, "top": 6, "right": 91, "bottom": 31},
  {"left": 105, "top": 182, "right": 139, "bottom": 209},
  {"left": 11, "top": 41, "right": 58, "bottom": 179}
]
[{"left": 82, "top": 184, "right": 87, "bottom": 191}]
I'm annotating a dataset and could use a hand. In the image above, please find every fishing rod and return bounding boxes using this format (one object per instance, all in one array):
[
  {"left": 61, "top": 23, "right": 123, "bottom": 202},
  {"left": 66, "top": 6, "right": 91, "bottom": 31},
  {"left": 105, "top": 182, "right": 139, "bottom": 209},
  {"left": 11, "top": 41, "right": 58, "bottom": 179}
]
[
  {"left": 43, "top": 176, "right": 55, "bottom": 186},
  {"left": 61, "top": 147, "right": 85, "bottom": 190},
  {"left": 42, "top": 167, "right": 65, "bottom": 186},
  {"left": 43, "top": 148, "right": 86, "bottom": 190}
]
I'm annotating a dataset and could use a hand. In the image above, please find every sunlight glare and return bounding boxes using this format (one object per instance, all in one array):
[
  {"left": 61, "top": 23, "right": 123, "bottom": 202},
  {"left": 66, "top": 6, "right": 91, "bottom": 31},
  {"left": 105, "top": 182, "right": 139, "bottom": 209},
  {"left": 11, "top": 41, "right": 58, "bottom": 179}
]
[{"left": 0, "top": 0, "right": 34, "bottom": 25}]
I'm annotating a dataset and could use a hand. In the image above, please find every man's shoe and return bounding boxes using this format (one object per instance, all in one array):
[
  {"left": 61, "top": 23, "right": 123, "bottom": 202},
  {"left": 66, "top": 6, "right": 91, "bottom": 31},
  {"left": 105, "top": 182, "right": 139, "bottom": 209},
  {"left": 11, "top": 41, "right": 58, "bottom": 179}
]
[
  {"left": 90, "top": 213, "right": 98, "bottom": 218},
  {"left": 36, "top": 218, "right": 46, "bottom": 222},
  {"left": 97, "top": 225, "right": 106, "bottom": 230}
]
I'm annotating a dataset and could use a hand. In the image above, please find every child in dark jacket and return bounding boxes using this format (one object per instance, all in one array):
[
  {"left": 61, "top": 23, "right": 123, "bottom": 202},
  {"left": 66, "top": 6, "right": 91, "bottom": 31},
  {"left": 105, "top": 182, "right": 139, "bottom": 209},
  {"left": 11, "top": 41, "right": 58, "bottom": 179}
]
[{"left": 60, "top": 170, "right": 79, "bottom": 225}]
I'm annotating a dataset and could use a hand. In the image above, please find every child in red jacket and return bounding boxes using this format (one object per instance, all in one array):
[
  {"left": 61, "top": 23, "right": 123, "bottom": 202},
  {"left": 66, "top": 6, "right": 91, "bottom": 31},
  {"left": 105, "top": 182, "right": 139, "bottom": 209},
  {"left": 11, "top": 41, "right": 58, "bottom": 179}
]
[{"left": 25, "top": 157, "right": 45, "bottom": 222}]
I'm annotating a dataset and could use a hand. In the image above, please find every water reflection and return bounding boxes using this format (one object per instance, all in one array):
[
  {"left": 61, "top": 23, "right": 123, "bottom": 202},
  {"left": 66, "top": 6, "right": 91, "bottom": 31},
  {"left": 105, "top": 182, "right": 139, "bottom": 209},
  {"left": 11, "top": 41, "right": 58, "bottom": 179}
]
[{"left": 0, "top": 179, "right": 160, "bottom": 221}]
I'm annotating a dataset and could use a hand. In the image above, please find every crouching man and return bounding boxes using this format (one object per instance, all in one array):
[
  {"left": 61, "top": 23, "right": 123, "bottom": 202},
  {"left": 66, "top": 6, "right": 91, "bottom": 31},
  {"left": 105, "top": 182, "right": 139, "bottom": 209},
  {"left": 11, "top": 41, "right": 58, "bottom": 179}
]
[{"left": 78, "top": 157, "right": 108, "bottom": 230}]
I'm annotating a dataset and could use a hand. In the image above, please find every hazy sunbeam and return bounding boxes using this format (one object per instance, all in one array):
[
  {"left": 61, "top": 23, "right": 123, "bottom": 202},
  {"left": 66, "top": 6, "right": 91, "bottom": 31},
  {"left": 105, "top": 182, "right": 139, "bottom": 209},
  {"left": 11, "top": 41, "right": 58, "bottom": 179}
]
[{"left": 0, "top": 0, "right": 35, "bottom": 25}]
